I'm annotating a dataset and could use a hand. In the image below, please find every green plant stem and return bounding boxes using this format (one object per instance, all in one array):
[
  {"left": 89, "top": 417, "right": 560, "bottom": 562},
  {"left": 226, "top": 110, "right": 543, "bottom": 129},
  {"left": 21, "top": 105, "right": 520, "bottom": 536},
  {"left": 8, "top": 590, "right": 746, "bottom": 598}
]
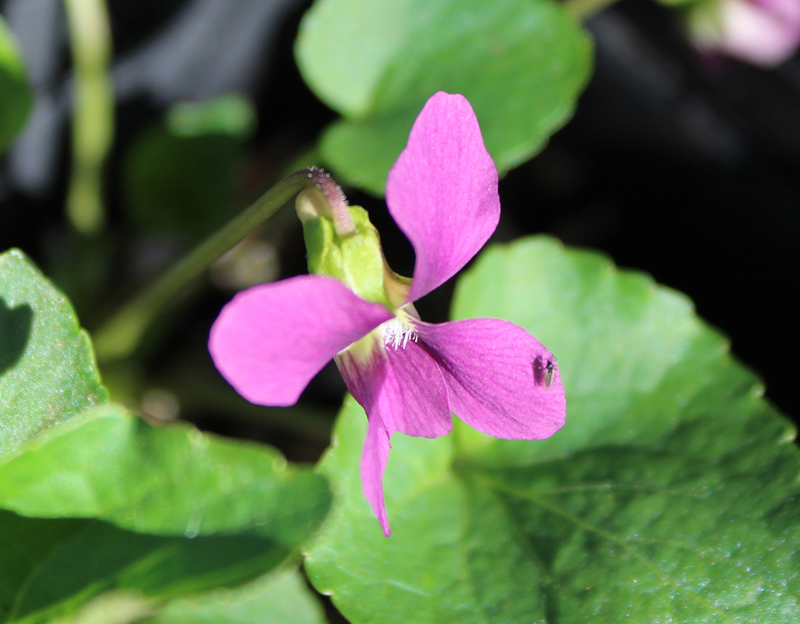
[
  {"left": 63, "top": 0, "right": 113, "bottom": 235},
  {"left": 93, "top": 169, "right": 320, "bottom": 362},
  {"left": 563, "top": 0, "right": 620, "bottom": 19}
]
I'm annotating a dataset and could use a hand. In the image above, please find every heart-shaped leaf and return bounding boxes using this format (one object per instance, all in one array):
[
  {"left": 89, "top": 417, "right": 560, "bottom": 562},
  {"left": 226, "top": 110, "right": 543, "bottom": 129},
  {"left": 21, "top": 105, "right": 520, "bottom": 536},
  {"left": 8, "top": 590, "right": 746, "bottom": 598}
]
[
  {"left": 296, "top": 0, "right": 592, "bottom": 194},
  {"left": 304, "top": 236, "right": 800, "bottom": 623}
]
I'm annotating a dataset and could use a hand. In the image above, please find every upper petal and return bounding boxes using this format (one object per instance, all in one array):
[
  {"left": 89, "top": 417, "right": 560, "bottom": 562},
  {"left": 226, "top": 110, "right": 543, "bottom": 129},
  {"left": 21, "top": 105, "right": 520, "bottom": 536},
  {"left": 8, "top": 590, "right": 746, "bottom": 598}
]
[
  {"left": 209, "top": 275, "right": 392, "bottom": 407},
  {"left": 416, "top": 318, "right": 566, "bottom": 440},
  {"left": 386, "top": 92, "right": 500, "bottom": 303}
]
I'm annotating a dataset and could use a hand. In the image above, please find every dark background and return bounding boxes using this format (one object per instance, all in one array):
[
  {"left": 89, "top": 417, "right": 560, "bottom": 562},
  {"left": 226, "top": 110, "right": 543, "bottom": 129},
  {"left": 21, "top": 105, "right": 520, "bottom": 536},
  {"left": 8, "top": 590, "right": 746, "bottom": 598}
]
[{"left": 1, "top": 0, "right": 798, "bottom": 459}]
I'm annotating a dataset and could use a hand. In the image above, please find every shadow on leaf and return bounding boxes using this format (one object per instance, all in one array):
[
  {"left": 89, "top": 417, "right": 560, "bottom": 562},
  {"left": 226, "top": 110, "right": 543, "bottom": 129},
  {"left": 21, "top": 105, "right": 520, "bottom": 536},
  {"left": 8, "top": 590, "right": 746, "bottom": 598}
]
[{"left": 0, "top": 298, "right": 32, "bottom": 376}]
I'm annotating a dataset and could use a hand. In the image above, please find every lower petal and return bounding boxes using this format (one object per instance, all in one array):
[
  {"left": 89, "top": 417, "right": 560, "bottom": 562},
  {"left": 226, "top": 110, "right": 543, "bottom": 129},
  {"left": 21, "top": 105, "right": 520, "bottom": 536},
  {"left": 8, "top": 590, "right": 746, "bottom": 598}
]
[
  {"left": 416, "top": 318, "right": 566, "bottom": 440},
  {"left": 336, "top": 326, "right": 451, "bottom": 535},
  {"left": 360, "top": 416, "right": 391, "bottom": 536}
]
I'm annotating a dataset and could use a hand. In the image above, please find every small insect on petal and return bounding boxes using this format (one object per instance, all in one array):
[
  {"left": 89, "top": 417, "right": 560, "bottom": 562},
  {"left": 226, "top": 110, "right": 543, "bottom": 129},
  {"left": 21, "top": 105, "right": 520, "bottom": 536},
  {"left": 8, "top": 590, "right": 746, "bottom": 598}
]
[{"left": 533, "top": 355, "right": 555, "bottom": 388}]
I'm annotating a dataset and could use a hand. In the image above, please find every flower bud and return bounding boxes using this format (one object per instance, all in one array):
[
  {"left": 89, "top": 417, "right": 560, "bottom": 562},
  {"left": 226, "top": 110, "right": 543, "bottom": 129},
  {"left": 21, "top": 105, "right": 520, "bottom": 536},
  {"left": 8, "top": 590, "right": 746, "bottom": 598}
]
[
  {"left": 688, "top": 0, "right": 800, "bottom": 67},
  {"left": 295, "top": 177, "right": 401, "bottom": 309}
]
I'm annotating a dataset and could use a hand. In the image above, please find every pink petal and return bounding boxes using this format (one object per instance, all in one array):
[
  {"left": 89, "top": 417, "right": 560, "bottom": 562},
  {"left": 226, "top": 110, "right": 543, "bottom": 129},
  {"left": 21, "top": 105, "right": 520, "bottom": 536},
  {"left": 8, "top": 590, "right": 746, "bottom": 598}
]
[
  {"left": 361, "top": 416, "right": 391, "bottom": 536},
  {"left": 717, "top": 0, "right": 800, "bottom": 65},
  {"left": 691, "top": 0, "right": 800, "bottom": 66},
  {"left": 386, "top": 92, "right": 500, "bottom": 303},
  {"left": 209, "top": 275, "right": 392, "bottom": 407},
  {"left": 416, "top": 318, "right": 566, "bottom": 440},
  {"left": 336, "top": 331, "right": 451, "bottom": 535}
]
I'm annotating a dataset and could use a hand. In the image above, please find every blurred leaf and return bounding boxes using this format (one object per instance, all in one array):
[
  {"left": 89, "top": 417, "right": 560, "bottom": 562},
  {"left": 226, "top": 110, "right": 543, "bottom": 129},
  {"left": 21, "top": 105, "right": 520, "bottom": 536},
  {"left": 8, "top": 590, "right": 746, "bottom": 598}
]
[
  {"left": 0, "top": 510, "right": 292, "bottom": 624},
  {"left": 0, "top": 249, "right": 108, "bottom": 461},
  {"left": 0, "top": 511, "right": 84, "bottom": 622},
  {"left": 51, "top": 591, "right": 156, "bottom": 624},
  {"left": 296, "top": 0, "right": 592, "bottom": 194},
  {"left": 143, "top": 569, "right": 327, "bottom": 624},
  {"left": 124, "top": 95, "right": 256, "bottom": 237},
  {"left": 0, "top": 403, "right": 331, "bottom": 546},
  {"left": 304, "top": 236, "right": 800, "bottom": 623},
  {"left": 166, "top": 94, "right": 257, "bottom": 138},
  {"left": 0, "top": 16, "right": 33, "bottom": 155}
]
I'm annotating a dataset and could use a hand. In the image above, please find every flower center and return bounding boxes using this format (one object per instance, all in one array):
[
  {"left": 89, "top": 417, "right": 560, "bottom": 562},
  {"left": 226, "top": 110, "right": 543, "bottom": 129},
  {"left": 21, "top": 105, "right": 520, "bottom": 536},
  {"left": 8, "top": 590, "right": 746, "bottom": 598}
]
[{"left": 382, "top": 317, "right": 418, "bottom": 350}]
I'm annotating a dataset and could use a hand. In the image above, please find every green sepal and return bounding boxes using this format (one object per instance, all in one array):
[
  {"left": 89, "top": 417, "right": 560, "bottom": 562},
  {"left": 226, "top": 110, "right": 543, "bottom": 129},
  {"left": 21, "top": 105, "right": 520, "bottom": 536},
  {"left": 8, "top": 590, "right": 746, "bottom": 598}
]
[
  {"left": 302, "top": 205, "right": 392, "bottom": 308},
  {"left": 302, "top": 216, "right": 340, "bottom": 277}
]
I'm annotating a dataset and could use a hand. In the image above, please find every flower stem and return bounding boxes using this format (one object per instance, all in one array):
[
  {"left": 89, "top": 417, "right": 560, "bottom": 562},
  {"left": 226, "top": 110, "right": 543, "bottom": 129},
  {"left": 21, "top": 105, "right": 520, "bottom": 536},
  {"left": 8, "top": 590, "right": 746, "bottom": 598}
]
[
  {"left": 563, "top": 0, "right": 620, "bottom": 19},
  {"left": 63, "top": 0, "right": 113, "bottom": 236},
  {"left": 93, "top": 169, "right": 319, "bottom": 362}
]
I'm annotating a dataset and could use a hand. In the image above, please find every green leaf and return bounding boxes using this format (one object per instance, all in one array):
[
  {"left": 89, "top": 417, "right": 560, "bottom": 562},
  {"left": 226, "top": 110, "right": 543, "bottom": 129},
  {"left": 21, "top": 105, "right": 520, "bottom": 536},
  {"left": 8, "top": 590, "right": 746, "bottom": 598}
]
[
  {"left": 0, "top": 403, "right": 331, "bottom": 546},
  {"left": 304, "top": 236, "right": 800, "bottom": 623},
  {"left": 166, "top": 95, "right": 256, "bottom": 138},
  {"left": 0, "top": 402, "right": 331, "bottom": 622},
  {"left": 0, "top": 510, "right": 293, "bottom": 624},
  {"left": 0, "top": 16, "right": 33, "bottom": 155},
  {"left": 0, "top": 249, "right": 108, "bottom": 461},
  {"left": 51, "top": 590, "right": 156, "bottom": 624},
  {"left": 296, "top": 0, "right": 592, "bottom": 194},
  {"left": 143, "top": 569, "right": 327, "bottom": 624},
  {"left": 124, "top": 95, "right": 256, "bottom": 237}
]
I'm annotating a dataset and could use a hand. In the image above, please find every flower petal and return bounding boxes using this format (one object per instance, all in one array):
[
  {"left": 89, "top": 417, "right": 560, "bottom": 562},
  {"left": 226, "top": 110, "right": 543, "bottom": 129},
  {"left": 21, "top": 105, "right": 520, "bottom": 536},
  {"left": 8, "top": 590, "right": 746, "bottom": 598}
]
[
  {"left": 416, "top": 318, "right": 566, "bottom": 439},
  {"left": 361, "top": 417, "right": 391, "bottom": 536},
  {"left": 701, "top": 0, "right": 800, "bottom": 66},
  {"left": 336, "top": 330, "right": 451, "bottom": 536},
  {"left": 209, "top": 275, "right": 392, "bottom": 407},
  {"left": 386, "top": 92, "right": 500, "bottom": 303}
]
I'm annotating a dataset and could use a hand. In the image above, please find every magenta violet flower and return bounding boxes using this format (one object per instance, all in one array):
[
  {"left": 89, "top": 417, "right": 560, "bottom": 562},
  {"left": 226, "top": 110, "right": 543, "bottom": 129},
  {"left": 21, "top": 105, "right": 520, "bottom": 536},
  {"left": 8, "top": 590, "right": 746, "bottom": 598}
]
[
  {"left": 689, "top": 0, "right": 800, "bottom": 67},
  {"left": 208, "top": 92, "right": 566, "bottom": 536}
]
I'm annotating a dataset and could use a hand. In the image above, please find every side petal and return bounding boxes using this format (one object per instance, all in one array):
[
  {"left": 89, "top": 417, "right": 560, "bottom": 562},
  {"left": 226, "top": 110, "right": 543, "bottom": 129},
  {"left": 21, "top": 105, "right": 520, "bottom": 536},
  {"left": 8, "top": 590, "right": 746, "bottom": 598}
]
[
  {"left": 416, "top": 318, "right": 566, "bottom": 440},
  {"left": 386, "top": 92, "right": 500, "bottom": 303},
  {"left": 336, "top": 330, "right": 451, "bottom": 536},
  {"left": 208, "top": 275, "right": 392, "bottom": 407}
]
